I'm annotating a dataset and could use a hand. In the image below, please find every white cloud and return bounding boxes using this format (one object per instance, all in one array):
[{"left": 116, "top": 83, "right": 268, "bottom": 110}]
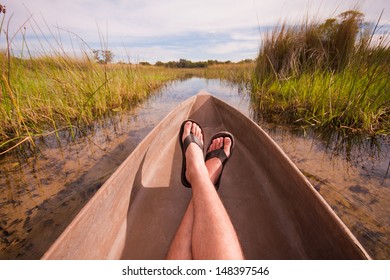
[{"left": 208, "top": 41, "right": 257, "bottom": 55}]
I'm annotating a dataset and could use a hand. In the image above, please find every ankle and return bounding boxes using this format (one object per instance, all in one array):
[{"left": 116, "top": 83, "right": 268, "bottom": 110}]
[{"left": 186, "top": 161, "right": 208, "bottom": 185}]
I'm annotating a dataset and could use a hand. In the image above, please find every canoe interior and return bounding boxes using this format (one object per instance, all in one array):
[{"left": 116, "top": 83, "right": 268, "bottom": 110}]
[{"left": 43, "top": 92, "right": 369, "bottom": 259}]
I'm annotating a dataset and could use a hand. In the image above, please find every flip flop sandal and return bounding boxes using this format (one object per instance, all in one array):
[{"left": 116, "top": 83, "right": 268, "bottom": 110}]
[
  {"left": 205, "top": 131, "right": 235, "bottom": 190},
  {"left": 179, "top": 119, "right": 205, "bottom": 188}
]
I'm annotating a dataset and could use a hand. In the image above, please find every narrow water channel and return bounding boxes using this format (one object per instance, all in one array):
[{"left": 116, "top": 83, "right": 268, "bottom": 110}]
[{"left": 0, "top": 78, "right": 388, "bottom": 259}]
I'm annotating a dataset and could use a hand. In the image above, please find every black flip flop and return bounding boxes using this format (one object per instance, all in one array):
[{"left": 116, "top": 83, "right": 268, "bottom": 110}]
[
  {"left": 179, "top": 119, "right": 205, "bottom": 188},
  {"left": 205, "top": 132, "right": 235, "bottom": 190}
]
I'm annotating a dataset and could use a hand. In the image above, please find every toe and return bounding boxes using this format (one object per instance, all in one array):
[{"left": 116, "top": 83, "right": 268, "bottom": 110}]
[
  {"left": 191, "top": 122, "right": 196, "bottom": 135},
  {"left": 209, "top": 138, "right": 219, "bottom": 152},
  {"left": 218, "top": 137, "right": 224, "bottom": 149},
  {"left": 223, "top": 137, "right": 232, "bottom": 157},
  {"left": 182, "top": 121, "right": 192, "bottom": 142},
  {"left": 192, "top": 123, "right": 203, "bottom": 143},
  {"left": 196, "top": 125, "right": 203, "bottom": 142}
]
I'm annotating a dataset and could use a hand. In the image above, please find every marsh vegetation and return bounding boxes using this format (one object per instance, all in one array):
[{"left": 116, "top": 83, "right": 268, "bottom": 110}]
[
  {"left": 252, "top": 10, "right": 389, "bottom": 135},
  {"left": 0, "top": 50, "right": 252, "bottom": 154},
  {"left": 1, "top": 8, "right": 388, "bottom": 155},
  {"left": 0, "top": 54, "right": 186, "bottom": 151}
]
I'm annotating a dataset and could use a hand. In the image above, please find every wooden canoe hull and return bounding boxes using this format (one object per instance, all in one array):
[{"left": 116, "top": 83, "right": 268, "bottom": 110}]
[{"left": 43, "top": 92, "right": 370, "bottom": 259}]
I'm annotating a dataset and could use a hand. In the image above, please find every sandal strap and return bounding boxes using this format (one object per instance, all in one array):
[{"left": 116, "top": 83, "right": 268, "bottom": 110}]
[
  {"left": 205, "top": 149, "right": 228, "bottom": 165},
  {"left": 183, "top": 133, "right": 203, "bottom": 153}
]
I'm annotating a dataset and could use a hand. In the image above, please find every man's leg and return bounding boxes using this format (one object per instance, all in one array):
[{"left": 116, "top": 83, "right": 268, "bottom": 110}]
[
  {"left": 167, "top": 121, "right": 243, "bottom": 259},
  {"left": 171, "top": 124, "right": 243, "bottom": 259},
  {"left": 166, "top": 200, "right": 194, "bottom": 260},
  {"left": 166, "top": 121, "right": 201, "bottom": 259},
  {"left": 190, "top": 136, "right": 243, "bottom": 259}
]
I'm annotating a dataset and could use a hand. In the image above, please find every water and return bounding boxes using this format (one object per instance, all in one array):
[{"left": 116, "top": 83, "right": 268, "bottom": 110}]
[{"left": 0, "top": 78, "right": 388, "bottom": 259}]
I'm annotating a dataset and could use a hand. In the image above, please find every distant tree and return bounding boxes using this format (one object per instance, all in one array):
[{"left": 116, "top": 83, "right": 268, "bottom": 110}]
[
  {"left": 92, "top": 49, "right": 114, "bottom": 64},
  {"left": 239, "top": 59, "right": 254, "bottom": 63},
  {"left": 166, "top": 61, "right": 177, "bottom": 68},
  {"left": 161, "top": 59, "right": 212, "bottom": 68},
  {"left": 177, "top": 59, "right": 190, "bottom": 68},
  {"left": 207, "top": 60, "right": 218, "bottom": 66},
  {"left": 139, "top": 61, "right": 151, "bottom": 66},
  {"left": 117, "top": 61, "right": 130, "bottom": 65}
]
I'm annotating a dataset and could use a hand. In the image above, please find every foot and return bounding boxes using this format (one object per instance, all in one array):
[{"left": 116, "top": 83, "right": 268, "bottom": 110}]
[
  {"left": 181, "top": 121, "right": 207, "bottom": 184},
  {"left": 205, "top": 136, "right": 232, "bottom": 185}
]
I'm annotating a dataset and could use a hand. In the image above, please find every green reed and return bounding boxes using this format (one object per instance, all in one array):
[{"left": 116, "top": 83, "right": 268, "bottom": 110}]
[
  {"left": 201, "top": 62, "right": 255, "bottom": 84},
  {"left": 253, "top": 10, "right": 390, "bottom": 135},
  {"left": 0, "top": 53, "right": 184, "bottom": 147}
]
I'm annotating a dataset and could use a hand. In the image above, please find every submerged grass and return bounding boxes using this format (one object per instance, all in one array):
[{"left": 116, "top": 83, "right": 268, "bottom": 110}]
[{"left": 253, "top": 10, "right": 390, "bottom": 135}]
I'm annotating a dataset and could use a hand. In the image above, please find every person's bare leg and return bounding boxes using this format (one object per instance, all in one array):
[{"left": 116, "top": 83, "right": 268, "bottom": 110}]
[
  {"left": 166, "top": 121, "right": 201, "bottom": 259},
  {"left": 166, "top": 200, "right": 194, "bottom": 259},
  {"left": 167, "top": 121, "right": 243, "bottom": 259},
  {"left": 190, "top": 136, "right": 243, "bottom": 259}
]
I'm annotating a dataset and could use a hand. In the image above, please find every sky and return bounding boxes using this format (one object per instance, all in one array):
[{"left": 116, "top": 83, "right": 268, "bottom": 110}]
[{"left": 2, "top": 0, "right": 390, "bottom": 63}]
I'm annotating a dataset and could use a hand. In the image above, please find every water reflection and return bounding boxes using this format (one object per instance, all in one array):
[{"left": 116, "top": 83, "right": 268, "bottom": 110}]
[{"left": 0, "top": 77, "right": 388, "bottom": 259}]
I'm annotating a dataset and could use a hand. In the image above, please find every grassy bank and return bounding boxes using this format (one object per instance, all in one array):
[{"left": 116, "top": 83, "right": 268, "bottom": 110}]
[
  {"left": 253, "top": 10, "right": 390, "bottom": 135},
  {"left": 0, "top": 54, "right": 188, "bottom": 152},
  {"left": 201, "top": 61, "right": 255, "bottom": 84}
]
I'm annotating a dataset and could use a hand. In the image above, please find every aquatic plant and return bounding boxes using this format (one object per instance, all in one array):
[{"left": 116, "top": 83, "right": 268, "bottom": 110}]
[{"left": 253, "top": 10, "right": 390, "bottom": 135}]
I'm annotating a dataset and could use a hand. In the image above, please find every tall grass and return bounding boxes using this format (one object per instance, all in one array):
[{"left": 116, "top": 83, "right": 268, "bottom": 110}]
[
  {"left": 0, "top": 8, "right": 190, "bottom": 153},
  {"left": 253, "top": 10, "right": 390, "bottom": 135},
  {"left": 0, "top": 53, "right": 184, "bottom": 150},
  {"left": 202, "top": 61, "right": 255, "bottom": 84}
]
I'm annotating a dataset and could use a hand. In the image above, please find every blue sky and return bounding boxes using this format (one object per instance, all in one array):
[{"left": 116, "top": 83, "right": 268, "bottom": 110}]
[{"left": 3, "top": 0, "right": 390, "bottom": 63}]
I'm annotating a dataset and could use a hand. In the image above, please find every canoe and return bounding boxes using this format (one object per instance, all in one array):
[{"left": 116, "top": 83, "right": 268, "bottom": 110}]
[{"left": 42, "top": 91, "right": 370, "bottom": 259}]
